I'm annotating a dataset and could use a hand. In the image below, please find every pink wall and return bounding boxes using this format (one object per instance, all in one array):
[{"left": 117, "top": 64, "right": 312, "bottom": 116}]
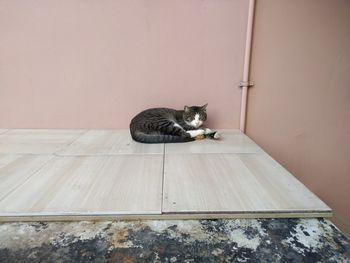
[
  {"left": 0, "top": 0, "right": 248, "bottom": 129},
  {"left": 247, "top": 0, "right": 350, "bottom": 222}
]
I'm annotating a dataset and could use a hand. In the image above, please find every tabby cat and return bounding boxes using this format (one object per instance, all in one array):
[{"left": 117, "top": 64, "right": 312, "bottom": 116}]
[{"left": 129, "top": 104, "right": 219, "bottom": 143}]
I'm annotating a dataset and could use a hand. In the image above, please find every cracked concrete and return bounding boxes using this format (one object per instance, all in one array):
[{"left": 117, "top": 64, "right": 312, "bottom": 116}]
[{"left": 1, "top": 218, "right": 349, "bottom": 262}]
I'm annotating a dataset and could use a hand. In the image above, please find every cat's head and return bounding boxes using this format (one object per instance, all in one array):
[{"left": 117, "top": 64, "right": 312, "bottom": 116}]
[{"left": 183, "top": 103, "right": 208, "bottom": 128}]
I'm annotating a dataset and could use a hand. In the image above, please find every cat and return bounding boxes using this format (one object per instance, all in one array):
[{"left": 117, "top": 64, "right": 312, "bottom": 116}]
[{"left": 129, "top": 104, "right": 220, "bottom": 143}]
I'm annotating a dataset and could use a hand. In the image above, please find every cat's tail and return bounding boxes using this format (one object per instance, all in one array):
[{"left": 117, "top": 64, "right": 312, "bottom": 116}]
[{"left": 130, "top": 131, "right": 194, "bottom": 144}]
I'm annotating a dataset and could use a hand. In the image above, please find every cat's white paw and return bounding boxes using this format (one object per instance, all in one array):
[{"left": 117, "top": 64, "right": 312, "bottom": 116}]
[
  {"left": 204, "top": 128, "right": 212, "bottom": 135},
  {"left": 213, "top": 132, "right": 221, "bottom": 139},
  {"left": 187, "top": 129, "right": 205, "bottom": 138}
]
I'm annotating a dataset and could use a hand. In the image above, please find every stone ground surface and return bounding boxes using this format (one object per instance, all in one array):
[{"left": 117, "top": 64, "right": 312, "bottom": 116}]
[{"left": 0, "top": 218, "right": 349, "bottom": 263}]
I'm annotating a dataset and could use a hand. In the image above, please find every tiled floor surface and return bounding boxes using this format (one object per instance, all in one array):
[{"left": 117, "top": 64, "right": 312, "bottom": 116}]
[{"left": 0, "top": 129, "right": 331, "bottom": 221}]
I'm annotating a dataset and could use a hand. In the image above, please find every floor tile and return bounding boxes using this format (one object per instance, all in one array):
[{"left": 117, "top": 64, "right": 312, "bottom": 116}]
[
  {"left": 0, "top": 129, "right": 9, "bottom": 135},
  {"left": 165, "top": 129, "right": 262, "bottom": 154},
  {"left": 0, "top": 154, "right": 53, "bottom": 200},
  {"left": 0, "top": 129, "right": 86, "bottom": 154},
  {"left": 0, "top": 155, "right": 163, "bottom": 216},
  {"left": 57, "top": 130, "right": 163, "bottom": 155},
  {"left": 163, "top": 153, "right": 330, "bottom": 214}
]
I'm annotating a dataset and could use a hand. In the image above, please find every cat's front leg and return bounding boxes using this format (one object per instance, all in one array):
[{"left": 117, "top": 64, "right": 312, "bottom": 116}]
[
  {"left": 201, "top": 127, "right": 221, "bottom": 139},
  {"left": 186, "top": 129, "right": 205, "bottom": 138},
  {"left": 198, "top": 126, "right": 213, "bottom": 134},
  {"left": 203, "top": 128, "right": 212, "bottom": 134}
]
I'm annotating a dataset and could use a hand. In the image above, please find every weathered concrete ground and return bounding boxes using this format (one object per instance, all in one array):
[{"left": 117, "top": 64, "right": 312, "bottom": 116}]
[{"left": 1, "top": 218, "right": 349, "bottom": 262}]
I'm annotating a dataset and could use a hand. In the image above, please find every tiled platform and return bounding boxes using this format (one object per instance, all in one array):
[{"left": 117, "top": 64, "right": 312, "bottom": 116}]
[{"left": 0, "top": 129, "right": 331, "bottom": 221}]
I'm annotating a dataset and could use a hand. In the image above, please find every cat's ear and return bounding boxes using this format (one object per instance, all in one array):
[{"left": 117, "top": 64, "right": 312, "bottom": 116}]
[
  {"left": 201, "top": 103, "right": 208, "bottom": 111},
  {"left": 184, "top": 106, "right": 190, "bottom": 112}
]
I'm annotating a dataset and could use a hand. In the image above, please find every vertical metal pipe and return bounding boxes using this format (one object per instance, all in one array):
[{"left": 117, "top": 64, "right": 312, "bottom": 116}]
[{"left": 239, "top": 0, "right": 255, "bottom": 132}]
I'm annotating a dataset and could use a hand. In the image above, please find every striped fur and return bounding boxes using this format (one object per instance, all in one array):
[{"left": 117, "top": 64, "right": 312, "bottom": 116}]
[{"left": 130, "top": 105, "right": 207, "bottom": 144}]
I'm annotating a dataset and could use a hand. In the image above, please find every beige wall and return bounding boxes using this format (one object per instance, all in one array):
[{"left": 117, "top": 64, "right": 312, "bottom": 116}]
[
  {"left": 247, "top": 0, "right": 350, "bottom": 221},
  {"left": 0, "top": 0, "right": 248, "bottom": 129}
]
